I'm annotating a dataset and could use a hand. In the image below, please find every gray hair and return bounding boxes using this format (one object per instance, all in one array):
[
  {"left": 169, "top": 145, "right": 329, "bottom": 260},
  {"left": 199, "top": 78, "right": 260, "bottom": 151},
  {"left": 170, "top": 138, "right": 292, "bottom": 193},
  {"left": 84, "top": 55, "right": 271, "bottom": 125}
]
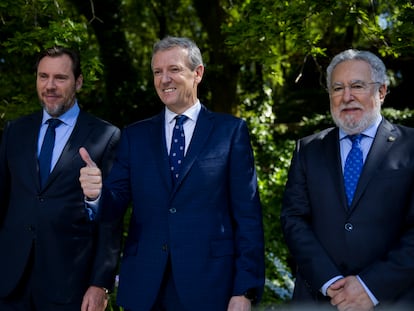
[
  {"left": 326, "top": 49, "right": 389, "bottom": 90},
  {"left": 151, "top": 36, "right": 203, "bottom": 71}
]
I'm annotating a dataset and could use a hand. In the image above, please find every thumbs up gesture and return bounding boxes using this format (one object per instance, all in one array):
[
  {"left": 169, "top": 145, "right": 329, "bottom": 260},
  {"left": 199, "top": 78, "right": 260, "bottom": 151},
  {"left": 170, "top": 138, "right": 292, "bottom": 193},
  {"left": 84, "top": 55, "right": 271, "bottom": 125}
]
[{"left": 79, "top": 147, "right": 102, "bottom": 200}]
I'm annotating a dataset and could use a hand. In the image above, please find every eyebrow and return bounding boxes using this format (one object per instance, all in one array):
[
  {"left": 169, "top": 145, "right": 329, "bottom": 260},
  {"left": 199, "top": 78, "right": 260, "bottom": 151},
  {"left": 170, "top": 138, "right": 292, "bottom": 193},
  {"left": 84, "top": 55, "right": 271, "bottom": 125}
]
[{"left": 332, "top": 79, "right": 365, "bottom": 86}]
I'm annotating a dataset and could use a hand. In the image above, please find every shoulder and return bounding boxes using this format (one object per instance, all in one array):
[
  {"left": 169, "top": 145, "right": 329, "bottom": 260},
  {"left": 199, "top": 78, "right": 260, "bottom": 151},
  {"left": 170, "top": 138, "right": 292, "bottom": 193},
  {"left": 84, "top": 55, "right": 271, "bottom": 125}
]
[
  {"left": 124, "top": 113, "right": 162, "bottom": 131},
  {"left": 78, "top": 111, "right": 119, "bottom": 132},
  {"left": 3, "top": 111, "right": 41, "bottom": 134},
  {"left": 199, "top": 107, "right": 246, "bottom": 131},
  {"left": 384, "top": 119, "right": 414, "bottom": 135},
  {"left": 376, "top": 118, "right": 414, "bottom": 145},
  {"left": 299, "top": 127, "right": 337, "bottom": 145},
  {"left": 9, "top": 111, "right": 41, "bottom": 125}
]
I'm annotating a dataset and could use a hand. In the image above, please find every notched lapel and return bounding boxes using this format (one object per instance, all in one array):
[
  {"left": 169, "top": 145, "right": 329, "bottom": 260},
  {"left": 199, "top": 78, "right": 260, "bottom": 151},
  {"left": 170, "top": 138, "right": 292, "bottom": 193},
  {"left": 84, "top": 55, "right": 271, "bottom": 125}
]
[
  {"left": 43, "top": 112, "right": 92, "bottom": 189},
  {"left": 350, "top": 120, "right": 397, "bottom": 209},
  {"left": 170, "top": 108, "right": 214, "bottom": 194},
  {"left": 26, "top": 114, "right": 44, "bottom": 189},
  {"left": 323, "top": 128, "right": 349, "bottom": 209},
  {"left": 152, "top": 113, "right": 174, "bottom": 191}
]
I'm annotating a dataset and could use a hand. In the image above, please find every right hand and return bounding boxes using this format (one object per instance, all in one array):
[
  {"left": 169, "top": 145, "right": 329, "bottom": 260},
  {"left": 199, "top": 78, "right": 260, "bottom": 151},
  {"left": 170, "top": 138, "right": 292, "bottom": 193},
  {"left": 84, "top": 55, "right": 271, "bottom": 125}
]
[
  {"left": 79, "top": 147, "right": 102, "bottom": 200},
  {"left": 328, "top": 276, "right": 374, "bottom": 311}
]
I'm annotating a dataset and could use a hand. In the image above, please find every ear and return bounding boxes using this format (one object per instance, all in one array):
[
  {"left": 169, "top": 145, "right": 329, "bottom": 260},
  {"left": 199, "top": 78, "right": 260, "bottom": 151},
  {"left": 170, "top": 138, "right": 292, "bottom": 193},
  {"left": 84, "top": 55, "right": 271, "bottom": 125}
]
[
  {"left": 76, "top": 74, "right": 83, "bottom": 91},
  {"left": 194, "top": 64, "right": 204, "bottom": 83},
  {"left": 378, "top": 84, "right": 387, "bottom": 102}
]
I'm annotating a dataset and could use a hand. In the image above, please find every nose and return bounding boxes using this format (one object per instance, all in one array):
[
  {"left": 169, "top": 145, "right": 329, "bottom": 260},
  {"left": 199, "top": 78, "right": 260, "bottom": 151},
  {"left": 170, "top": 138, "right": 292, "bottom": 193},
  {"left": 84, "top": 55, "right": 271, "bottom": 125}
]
[
  {"left": 160, "top": 72, "right": 171, "bottom": 83},
  {"left": 45, "top": 78, "right": 56, "bottom": 89},
  {"left": 342, "top": 86, "right": 354, "bottom": 101}
]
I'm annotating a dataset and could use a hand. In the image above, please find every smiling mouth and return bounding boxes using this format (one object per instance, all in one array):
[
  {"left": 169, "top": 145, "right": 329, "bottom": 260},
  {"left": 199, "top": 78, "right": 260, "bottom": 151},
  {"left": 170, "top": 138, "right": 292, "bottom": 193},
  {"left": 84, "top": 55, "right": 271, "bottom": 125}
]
[{"left": 163, "top": 88, "right": 176, "bottom": 93}]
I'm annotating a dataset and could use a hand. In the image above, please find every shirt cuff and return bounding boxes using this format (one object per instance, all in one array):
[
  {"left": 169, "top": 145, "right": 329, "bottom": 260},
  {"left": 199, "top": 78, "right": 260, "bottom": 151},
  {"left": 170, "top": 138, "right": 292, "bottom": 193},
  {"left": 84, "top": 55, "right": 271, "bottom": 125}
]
[
  {"left": 321, "top": 275, "right": 344, "bottom": 296},
  {"left": 84, "top": 195, "right": 101, "bottom": 220},
  {"left": 357, "top": 275, "right": 379, "bottom": 306}
]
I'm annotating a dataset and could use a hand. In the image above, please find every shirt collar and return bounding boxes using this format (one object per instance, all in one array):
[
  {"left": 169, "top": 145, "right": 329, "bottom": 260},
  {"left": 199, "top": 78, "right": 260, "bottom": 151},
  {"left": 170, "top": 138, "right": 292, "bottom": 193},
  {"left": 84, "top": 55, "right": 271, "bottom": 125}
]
[
  {"left": 42, "top": 101, "right": 80, "bottom": 127},
  {"left": 165, "top": 100, "right": 201, "bottom": 124}
]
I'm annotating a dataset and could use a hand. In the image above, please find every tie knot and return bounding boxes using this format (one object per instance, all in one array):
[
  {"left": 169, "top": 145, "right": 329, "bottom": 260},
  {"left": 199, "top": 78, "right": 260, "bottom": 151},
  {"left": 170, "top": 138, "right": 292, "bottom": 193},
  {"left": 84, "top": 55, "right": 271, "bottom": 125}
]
[
  {"left": 349, "top": 134, "right": 363, "bottom": 145},
  {"left": 175, "top": 115, "right": 188, "bottom": 126},
  {"left": 47, "top": 118, "right": 62, "bottom": 129}
]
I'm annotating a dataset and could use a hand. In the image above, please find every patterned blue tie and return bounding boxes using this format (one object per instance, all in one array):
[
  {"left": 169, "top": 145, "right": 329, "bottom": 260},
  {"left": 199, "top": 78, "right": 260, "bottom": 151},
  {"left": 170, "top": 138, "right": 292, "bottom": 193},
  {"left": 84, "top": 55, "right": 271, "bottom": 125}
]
[
  {"left": 39, "top": 118, "right": 62, "bottom": 187},
  {"left": 169, "top": 115, "right": 188, "bottom": 184},
  {"left": 344, "top": 134, "right": 363, "bottom": 206}
]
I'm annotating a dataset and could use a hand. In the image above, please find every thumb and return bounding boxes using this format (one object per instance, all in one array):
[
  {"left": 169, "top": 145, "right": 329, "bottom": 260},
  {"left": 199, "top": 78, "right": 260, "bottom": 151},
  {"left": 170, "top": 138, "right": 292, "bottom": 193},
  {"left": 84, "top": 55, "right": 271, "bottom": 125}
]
[
  {"left": 330, "top": 278, "right": 346, "bottom": 290},
  {"left": 79, "top": 147, "right": 97, "bottom": 168}
]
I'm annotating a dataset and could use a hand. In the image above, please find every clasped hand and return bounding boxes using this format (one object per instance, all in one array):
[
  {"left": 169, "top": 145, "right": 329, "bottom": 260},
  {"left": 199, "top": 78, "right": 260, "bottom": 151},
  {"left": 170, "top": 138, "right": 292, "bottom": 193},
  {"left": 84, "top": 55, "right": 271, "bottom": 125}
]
[{"left": 327, "top": 276, "right": 374, "bottom": 311}]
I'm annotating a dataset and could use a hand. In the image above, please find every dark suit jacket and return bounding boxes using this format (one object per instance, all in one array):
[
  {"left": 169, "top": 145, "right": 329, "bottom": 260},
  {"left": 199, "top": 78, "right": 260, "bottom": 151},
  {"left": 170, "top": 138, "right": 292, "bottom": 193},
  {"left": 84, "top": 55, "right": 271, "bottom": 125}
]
[
  {"left": 281, "top": 118, "right": 414, "bottom": 308},
  {"left": 101, "top": 105, "right": 265, "bottom": 311},
  {"left": 0, "top": 110, "right": 121, "bottom": 304}
]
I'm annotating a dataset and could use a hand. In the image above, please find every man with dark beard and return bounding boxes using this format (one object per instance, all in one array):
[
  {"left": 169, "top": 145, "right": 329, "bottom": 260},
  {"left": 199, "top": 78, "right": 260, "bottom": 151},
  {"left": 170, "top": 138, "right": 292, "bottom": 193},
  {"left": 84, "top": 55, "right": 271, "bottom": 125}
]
[
  {"left": 281, "top": 49, "right": 414, "bottom": 311},
  {"left": 0, "top": 46, "right": 121, "bottom": 311}
]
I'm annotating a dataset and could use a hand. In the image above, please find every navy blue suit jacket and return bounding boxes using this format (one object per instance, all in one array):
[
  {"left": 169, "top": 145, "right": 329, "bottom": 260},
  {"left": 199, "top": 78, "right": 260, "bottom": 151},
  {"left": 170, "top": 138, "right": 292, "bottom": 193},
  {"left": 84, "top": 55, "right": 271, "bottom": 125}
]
[
  {"left": 281, "top": 118, "right": 414, "bottom": 308},
  {"left": 101, "top": 105, "right": 265, "bottom": 310},
  {"left": 0, "top": 110, "right": 121, "bottom": 304}
]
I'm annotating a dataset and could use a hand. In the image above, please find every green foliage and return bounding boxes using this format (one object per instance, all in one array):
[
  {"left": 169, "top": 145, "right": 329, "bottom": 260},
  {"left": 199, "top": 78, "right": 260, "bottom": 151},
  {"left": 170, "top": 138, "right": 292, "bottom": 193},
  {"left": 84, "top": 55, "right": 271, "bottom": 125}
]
[
  {"left": 2, "top": 0, "right": 414, "bottom": 308},
  {"left": 0, "top": 0, "right": 102, "bottom": 125},
  {"left": 240, "top": 84, "right": 296, "bottom": 304}
]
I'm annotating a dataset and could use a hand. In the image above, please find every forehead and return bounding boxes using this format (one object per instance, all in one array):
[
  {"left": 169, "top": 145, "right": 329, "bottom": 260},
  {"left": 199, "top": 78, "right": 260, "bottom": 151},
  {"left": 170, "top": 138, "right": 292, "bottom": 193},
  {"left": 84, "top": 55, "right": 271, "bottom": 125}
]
[
  {"left": 37, "top": 54, "right": 73, "bottom": 75},
  {"left": 331, "top": 59, "right": 372, "bottom": 83},
  {"left": 152, "top": 47, "right": 189, "bottom": 68}
]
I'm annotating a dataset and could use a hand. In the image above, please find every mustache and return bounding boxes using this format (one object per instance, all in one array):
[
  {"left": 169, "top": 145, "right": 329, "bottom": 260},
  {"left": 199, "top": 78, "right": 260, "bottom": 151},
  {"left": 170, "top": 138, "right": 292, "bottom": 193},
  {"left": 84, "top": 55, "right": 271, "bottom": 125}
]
[{"left": 339, "top": 102, "right": 364, "bottom": 111}]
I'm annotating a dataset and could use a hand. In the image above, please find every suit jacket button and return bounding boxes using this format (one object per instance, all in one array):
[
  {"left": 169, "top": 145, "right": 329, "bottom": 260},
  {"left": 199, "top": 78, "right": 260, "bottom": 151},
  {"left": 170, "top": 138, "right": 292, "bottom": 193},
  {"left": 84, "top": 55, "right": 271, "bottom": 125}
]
[
  {"left": 169, "top": 208, "right": 177, "bottom": 214},
  {"left": 162, "top": 244, "right": 168, "bottom": 252},
  {"left": 344, "top": 223, "right": 353, "bottom": 231},
  {"left": 27, "top": 225, "right": 35, "bottom": 232}
]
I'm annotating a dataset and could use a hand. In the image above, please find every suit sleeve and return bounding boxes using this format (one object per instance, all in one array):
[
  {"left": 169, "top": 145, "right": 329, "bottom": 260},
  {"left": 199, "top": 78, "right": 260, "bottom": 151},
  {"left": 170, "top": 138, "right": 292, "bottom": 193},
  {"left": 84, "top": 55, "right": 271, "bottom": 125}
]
[
  {"left": 0, "top": 121, "right": 12, "bottom": 227},
  {"left": 89, "top": 126, "right": 123, "bottom": 290},
  {"left": 358, "top": 188, "right": 414, "bottom": 301},
  {"left": 229, "top": 120, "right": 265, "bottom": 301},
  {"left": 280, "top": 139, "right": 342, "bottom": 294}
]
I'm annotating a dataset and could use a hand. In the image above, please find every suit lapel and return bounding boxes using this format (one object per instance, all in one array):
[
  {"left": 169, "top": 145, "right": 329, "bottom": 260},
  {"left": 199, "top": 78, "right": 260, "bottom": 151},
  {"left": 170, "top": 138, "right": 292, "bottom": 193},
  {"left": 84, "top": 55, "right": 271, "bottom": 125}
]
[
  {"left": 44, "top": 111, "right": 91, "bottom": 188},
  {"left": 170, "top": 106, "right": 214, "bottom": 195},
  {"left": 350, "top": 119, "right": 397, "bottom": 210},
  {"left": 323, "top": 128, "right": 349, "bottom": 209},
  {"left": 25, "top": 113, "right": 43, "bottom": 189},
  {"left": 149, "top": 111, "right": 174, "bottom": 191}
]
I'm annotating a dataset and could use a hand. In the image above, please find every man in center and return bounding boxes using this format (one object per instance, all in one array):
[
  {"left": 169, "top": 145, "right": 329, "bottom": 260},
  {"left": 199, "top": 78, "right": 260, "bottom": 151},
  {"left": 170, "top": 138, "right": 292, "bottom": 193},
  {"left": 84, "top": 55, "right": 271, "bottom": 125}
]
[{"left": 79, "top": 36, "right": 265, "bottom": 311}]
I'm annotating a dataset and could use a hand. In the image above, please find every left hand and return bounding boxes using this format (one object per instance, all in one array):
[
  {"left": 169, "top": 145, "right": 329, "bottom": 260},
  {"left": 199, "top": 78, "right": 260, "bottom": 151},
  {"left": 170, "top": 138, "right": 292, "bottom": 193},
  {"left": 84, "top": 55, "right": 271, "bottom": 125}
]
[
  {"left": 328, "top": 276, "right": 374, "bottom": 311},
  {"left": 81, "top": 286, "right": 108, "bottom": 311},
  {"left": 227, "top": 295, "right": 251, "bottom": 311}
]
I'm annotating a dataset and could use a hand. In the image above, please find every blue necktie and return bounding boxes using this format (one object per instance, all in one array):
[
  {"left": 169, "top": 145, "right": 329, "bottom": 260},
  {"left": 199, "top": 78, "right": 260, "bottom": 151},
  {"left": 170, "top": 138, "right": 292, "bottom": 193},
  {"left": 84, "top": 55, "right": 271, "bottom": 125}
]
[
  {"left": 169, "top": 115, "right": 188, "bottom": 184},
  {"left": 344, "top": 134, "right": 363, "bottom": 206},
  {"left": 39, "top": 118, "right": 62, "bottom": 187}
]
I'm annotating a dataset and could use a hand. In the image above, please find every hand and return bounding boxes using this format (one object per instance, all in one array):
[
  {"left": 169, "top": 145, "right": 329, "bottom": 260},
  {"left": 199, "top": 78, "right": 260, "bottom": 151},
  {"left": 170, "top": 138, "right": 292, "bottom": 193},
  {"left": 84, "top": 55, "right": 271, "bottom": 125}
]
[
  {"left": 227, "top": 295, "right": 251, "bottom": 311},
  {"left": 81, "top": 286, "right": 108, "bottom": 311},
  {"left": 328, "top": 276, "right": 374, "bottom": 311},
  {"left": 79, "top": 147, "right": 102, "bottom": 200}
]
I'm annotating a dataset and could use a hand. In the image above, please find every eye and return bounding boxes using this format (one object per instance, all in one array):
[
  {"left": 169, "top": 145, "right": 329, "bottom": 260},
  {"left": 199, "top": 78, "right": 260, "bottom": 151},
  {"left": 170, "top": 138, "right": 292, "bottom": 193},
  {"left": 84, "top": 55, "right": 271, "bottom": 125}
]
[
  {"left": 38, "top": 73, "right": 48, "bottom": 80},
  {"left": 332, "top": 86, "right": 344, "bottom": 92},
  {"left": 351, "top": 83, "right": 365, "bottom": 90},
  {"left": 153, "top": 70, "right": 161, "bottom": 76}
]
